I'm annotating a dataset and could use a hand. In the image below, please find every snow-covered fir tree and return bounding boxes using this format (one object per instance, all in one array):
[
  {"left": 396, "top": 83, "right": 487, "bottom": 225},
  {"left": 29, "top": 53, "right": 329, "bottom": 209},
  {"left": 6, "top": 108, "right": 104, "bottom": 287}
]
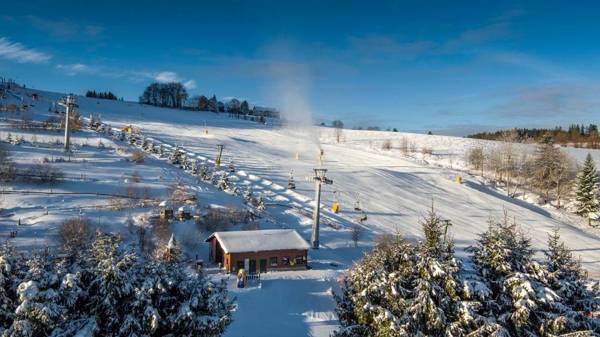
[
  {"left": 0, "top": 230, "right": 234, "bottom": 337},
  {"left": 575, "top": 153, "right": 599, "bottom": 226},
  {"left": 335, "top": 210, "right": 600, "bottom": 337},
  {"left": 243, "top": 187, "right": 253, "bottom": 204},
  {"left": 468, "top": 216, "right": 595, "bottom": 336},
  {"left": 545, "top": 228, "right": 600, "bottom": 333},
  {"left": 0, "top": 243, "right": 25, "bottom": 334},
  {"left": 151, "top": 231, "right": 235, "bottom": 333},
  {"left": 5, "top": 252, "right": 64, "bottom": 337},
  {"left": 217, "top": 173, "right": 231, "bottom": 192},
  {"left": 333, "top": 208, "right": 471, "bottom": 337},
  {"left": 87, "top": 232, "right": 139, "bottom": 336}
]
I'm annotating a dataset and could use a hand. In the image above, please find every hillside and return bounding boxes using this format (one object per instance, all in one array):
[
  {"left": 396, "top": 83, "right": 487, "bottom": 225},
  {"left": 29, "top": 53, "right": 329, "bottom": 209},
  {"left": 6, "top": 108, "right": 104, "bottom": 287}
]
[{"left": 2, "top": 85, "right": 600, "bottom": 336}]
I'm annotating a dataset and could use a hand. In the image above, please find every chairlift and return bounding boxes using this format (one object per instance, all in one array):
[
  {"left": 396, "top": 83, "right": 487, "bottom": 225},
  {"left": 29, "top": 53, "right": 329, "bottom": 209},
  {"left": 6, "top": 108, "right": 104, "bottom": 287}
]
[
  {"left": 353, "top": 193, "right": 362, "bottom": 211},
  {"left": 331, "top": 190, "right": 340, "bottom": 213},
  {"left": 287, "top": 169, "right": 296, "bottom": 189}
]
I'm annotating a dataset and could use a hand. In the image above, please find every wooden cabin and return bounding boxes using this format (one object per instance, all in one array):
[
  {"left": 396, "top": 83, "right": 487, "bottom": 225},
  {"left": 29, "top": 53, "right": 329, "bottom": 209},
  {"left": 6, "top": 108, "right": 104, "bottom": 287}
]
[
  {"left": 205, "top": 229, "right": 310, "bottom": 274},
  {"left": 159, "top": 200, "right": 174, "bottom": 219},
  {"left": 176, "top": 206, "right": 191, "bottom": 221}
]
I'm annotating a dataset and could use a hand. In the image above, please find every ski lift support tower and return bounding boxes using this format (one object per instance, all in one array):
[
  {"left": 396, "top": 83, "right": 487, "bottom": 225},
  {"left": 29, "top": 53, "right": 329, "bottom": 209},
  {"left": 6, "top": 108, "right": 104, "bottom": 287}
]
[
  {"left": 58, "top": 95, "right": 78, "bottom": 152},
  {"left": 310, "top": 168, "right": 333, "bottom": 249}
]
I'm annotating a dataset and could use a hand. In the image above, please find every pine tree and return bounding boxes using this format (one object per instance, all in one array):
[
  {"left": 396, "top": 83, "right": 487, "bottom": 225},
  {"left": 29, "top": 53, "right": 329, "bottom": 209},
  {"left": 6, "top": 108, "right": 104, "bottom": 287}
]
[
  {"left": 333, "top": 209, "right": 469, "bottom": 337},
  {"left": 88, "top": 232, "right": 138, "bottom": 336},
  {"left": 575, "top": 153, "right": 599, "bottom": 226},
  {"left": 545, "top": 228, "right": 600, "bottom": 332},
  {"left": 6, "top": 252, "right": 64, "bottom": 337},
  {"left": 468, "top": 216, "right": 597, "bottom": 336},
  {"left": 0, "top": 243, "right": 25, "bottom": 332}
]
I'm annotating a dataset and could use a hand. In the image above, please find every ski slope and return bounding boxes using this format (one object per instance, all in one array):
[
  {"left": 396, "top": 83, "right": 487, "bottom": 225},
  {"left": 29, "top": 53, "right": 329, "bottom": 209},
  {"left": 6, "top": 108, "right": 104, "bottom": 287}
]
[{"left": 2, "top": 86, "right": 600, "bottom": 337}]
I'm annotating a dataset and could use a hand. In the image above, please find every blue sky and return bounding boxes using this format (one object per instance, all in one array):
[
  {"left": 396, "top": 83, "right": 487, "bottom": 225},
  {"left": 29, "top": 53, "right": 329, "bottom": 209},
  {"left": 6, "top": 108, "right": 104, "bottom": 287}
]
[{"left": 1, "top": 1, "right": 600, "bottom": 135}]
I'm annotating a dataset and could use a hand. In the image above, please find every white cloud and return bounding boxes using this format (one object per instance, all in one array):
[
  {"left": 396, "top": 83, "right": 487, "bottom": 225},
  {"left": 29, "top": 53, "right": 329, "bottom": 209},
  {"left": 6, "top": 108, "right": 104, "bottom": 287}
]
[
  {"left": 154, "top": 71, "right": 179, "bottom": 82},
  {"left": 0, "top": 37, "right": 51, "bottom": 64},
  {"left": 183, "top": 80, "right": 196, "bottom": 89},
  {"left": 53, "top": 63, "right": 198, "bottom": 90},
  {"left": 56, "top": 63, "right": 93, "bottom": 75}
]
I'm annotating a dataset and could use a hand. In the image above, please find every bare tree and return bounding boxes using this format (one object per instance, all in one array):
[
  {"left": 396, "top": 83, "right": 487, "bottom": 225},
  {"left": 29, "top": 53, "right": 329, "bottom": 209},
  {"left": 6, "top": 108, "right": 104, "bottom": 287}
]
[
  {"left": 498, "top": 137, "right": 519, "bottom": 197},
  {"left": 58, "top": 218, "right": 94, "bottom": 250},
  {"left": 381, "top": 140, "right": 392, "bottom": 151},
  {"left": 529, "top": 136, "right": 576, "bottom": 206},
  {"left": 399, "top": 136, "right": 409, "bottom": 156},
  {"left": 421, "top": 146, "right": 433, "bottom": 155},
  {"left": 409, "top": 141, "right": 417, "bottom": 154},
  {"left": 484, "top": 132, "right": 525, "bottom": 197},
  {"left": 332, "top": 120, "right": 344, "bottom": 143},
  {"left": 550, "top": 150, "right": 577, "bottom": 208},
  {"left": 466, "top": 146, "right": 485, "bottom": 177},
  {"left": 24, "top": 162, "right": 63, "bottom": 184},
  {"left": 0, "top": 144, "right": 16, "bottom": 182}
]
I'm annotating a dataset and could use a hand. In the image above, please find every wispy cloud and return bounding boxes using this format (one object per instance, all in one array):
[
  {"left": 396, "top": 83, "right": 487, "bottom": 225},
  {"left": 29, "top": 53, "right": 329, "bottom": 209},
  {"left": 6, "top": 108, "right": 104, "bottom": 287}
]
[
  {"left": 445, "top": 22, "right": 511, "bottom": 51},
  {"left": 1, "top": 15, "right": 106, "bottom": 41},
  {"left": 347, "top": 35, "right": 436, "bottom": 60},
  {"left": 0, "top": 37, "right": 51, "bottom": 64},
  {"left": 183, "top": 80, "right": 196, "bottom": 89},
  {"left": 55, "top": 63, "right": 198, "bottom": 90},
  {"left": 154, "top": 71, "right": 179, "bottom": 82},
  {"left": 482, "top": 51, "right": 581, "bottom": 80},
  {"left": 56, "top": 63, "right": 93, "bottom": 75},
  {"left": 489, "top": 82, "right": 600, "bottom": 119}
]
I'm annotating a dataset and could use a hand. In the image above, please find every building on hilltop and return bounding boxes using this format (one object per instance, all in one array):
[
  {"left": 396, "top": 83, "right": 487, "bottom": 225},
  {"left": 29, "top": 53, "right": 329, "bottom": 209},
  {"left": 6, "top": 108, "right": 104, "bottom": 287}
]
[{"left": 251, "top": 106, "right": 280, "bottom": 119}]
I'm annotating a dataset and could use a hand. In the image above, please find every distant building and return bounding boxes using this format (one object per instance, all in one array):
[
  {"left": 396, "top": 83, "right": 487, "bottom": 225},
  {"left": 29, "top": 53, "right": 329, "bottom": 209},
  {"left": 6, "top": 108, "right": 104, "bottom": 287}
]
[
  {"left": 251, "top": 106, "right": 280, "bottom": 119},
  {"left": 205, "top": 229, "right": 309, "bottom": 273}
]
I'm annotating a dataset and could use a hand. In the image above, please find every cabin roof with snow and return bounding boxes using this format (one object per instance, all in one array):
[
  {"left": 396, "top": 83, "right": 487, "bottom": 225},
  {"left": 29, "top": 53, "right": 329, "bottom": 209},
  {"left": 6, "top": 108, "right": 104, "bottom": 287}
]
[{"left": 205, "top": 229, "right": 310, "bottom": 254}]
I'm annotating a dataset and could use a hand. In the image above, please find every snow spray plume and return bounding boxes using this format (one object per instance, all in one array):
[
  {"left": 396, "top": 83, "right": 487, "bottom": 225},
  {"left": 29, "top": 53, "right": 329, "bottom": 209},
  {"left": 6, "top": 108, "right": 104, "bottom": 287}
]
[{"left": 267, "top": 61, "right": 321, "bottom": 158}]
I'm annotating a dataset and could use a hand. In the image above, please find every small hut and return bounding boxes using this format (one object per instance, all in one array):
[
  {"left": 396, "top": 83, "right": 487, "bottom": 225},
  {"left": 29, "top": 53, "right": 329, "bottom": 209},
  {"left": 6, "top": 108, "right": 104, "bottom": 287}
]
[
  {"left": 159, "top": 200, "right": 174, "bottom": 219},
  {"left": 176, "top": 206, "right": 191, "bottom": 221}
]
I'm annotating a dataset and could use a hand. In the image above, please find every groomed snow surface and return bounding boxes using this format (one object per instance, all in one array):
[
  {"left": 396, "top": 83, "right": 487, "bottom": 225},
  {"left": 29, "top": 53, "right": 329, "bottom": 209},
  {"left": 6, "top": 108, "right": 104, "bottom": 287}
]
[{"left": 1, "top": 86, "right": 600, "bottom": 337}]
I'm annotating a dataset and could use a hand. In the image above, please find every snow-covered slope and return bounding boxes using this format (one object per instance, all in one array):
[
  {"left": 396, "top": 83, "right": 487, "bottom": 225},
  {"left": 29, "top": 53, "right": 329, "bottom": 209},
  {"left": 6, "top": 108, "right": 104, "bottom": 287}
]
[{"left": 2, "top": 86, "right": 600, "bottom": 337}]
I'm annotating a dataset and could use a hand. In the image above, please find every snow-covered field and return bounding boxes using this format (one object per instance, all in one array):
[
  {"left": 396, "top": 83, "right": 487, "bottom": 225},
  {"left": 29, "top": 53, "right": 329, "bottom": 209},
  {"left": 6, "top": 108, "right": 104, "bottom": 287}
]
[{"left": 2, "top": 86, "right": 600, "bottom": 337}]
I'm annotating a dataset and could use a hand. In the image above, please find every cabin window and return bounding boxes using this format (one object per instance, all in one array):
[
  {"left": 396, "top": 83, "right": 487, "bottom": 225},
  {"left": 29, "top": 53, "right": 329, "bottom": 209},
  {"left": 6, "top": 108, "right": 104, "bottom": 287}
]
[
  {"left": 282, "top": 257, "right": 290, "bottom": 266},
  {"left": 236, "top": 260, "right": 244, "bottom": 271},
  {"left": 270, "top": 257, "right": 278, "bottom": 266},
  {"left": 295, "top": 255, "right": 305, "bottom": 265}
]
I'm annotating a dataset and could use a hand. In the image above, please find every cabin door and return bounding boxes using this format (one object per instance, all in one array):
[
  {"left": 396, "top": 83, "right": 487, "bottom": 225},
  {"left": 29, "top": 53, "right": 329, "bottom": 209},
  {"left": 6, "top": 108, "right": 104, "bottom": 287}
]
[
  {"left": 249, "top": 259, "right": 257, "bottom": 274},
  {"left": 259, "top": 259, "right": 267, "bottom": 273}
]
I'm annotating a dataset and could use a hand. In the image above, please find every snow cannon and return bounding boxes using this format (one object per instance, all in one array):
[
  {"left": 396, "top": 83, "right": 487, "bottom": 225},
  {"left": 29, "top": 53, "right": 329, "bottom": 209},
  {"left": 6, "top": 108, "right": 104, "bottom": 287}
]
[{"left": 215, "top": 144, "right": 224, "bottom": 168}]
